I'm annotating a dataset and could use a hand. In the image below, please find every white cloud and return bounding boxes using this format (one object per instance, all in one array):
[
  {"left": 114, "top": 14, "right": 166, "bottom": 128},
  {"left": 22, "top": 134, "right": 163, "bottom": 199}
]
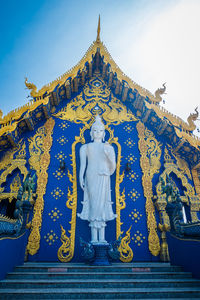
[{"left": 112, "top": 0, "right": 200, "bottom": 136}]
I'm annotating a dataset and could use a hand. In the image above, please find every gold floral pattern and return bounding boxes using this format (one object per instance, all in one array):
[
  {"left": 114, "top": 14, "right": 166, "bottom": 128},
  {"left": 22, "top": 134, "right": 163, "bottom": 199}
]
[
  {"left": 132, "top": 231, "right": 146, "bottom": 246},
  {"left": 55, "top": 151, "right": 67, "bottom": 162},
  {"left": 51, "top": 187, "right": 64, "bottom": 200},
  {"left": 127, "top": 170, "right": 139, "bottom": 183},
  {"left": 53, "top": 169, "right": 66, "bottom": 180},
  {"left": 57, "top": 136, "right": 68, "bottom": 145},
  {"left": 129, "top": 209, "right": 142, "bottom": 223},
  {"left": 123, "top": 124, "right": 134, "bottom": 133},
  {"left": 44, "top": 230, "right": 58, "bottom": 246},
  {"left": 128, "top": 188, "right": 140, "bottom": 201},
  {"left": 59, "top": 122, "right": 69, "bottom": 130},
  {"left": 48, "top": 207, "right": 63, "bottom": 222},
  {"left": 27, "top": 118, "right": 55, "bottom": 256},
  {"left": 124, "top": 138, "right": 135, "bottom": 148},
  {"left": 136, "top": 121, "right": 161, "bottom": 256},
  {"left": 126, "top": 153, "right": 137, "bottom": 164}
]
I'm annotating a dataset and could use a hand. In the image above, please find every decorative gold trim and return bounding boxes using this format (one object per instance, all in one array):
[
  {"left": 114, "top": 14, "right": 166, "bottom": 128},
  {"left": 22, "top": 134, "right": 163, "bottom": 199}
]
[
  {"left": 156, "top": 148, "right": 199, "bottom": 223},
  {"left": 0, "top": 161, "right": 27, "bottom": 193},
  {"left": 145, "top": 102, "right": 200, "bottom": 148},
  {"left": 57, "top": 121, "right": 89, "bottom": 262},
  {"left": 136, "top": 121, "right": 160, "bottom": 256},
  {"left": 192, "top": 168, "right": 200, "bottom": 197},
  {"left": 57, "top": 225, "right": 71, "bottom": 262},
  {"left": 56, "top": 77, "right": 132, "bottom": 262},
  {"left": 0, "top": 140, "right": 27, "bottom": 202},
  {"left": 157, "top": 153, "right": 195, "bottom": 200},
  {"left": 158, "top": 224, "right": 170, "bottom": 262},
  {"left": 96, "top": 15, "right": 101, "bottom": 43},
  {"left": 0, "top": 232, "right": 26, "bottom": 241},
  {"left": 118, "top": 226, "right": 133, "bottom": 262},
  {"left": 1, "top": 38, "right": 200, "bottom": 151},
  {"left": 27, "top": 118, "right": 55, "bottom": 255},
  {"left": 57, "top": 119, "right": 125, "bottom": 262},
  {"left": 106, "top": 125, "right": 125, "bottom": 239},
  {"left": 170, "top": 150, "right": 192, "bottom": 180},
  {"left": 0, "top": 98, "right": 49, "bottom": 136}
]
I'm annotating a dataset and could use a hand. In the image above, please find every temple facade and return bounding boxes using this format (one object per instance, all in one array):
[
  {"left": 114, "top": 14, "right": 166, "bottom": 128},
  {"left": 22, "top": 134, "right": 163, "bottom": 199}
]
[{"left": 0, "top": 20, "right": 200, "bottom": 272}]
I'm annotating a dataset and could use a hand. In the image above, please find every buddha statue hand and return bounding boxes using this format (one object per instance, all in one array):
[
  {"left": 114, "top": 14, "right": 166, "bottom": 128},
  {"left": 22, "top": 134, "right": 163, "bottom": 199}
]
[{"left": 104, "top": 142, "right": 112, "bottom": 156}]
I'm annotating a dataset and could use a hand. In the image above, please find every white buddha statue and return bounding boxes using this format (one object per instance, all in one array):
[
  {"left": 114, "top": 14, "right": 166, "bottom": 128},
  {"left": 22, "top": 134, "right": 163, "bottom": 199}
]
[{"left": 77, "top": 115, "right": 117, "bottom": 244}]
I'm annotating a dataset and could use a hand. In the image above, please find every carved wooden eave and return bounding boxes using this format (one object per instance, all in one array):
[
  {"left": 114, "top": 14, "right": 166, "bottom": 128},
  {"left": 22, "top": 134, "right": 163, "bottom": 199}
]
[{"left": 0, "top": 28, "right": 200, "bottom": 168}]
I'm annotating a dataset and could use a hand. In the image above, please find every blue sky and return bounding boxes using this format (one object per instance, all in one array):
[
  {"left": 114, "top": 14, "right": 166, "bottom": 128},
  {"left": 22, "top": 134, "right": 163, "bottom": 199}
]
[{"left": 0, "top": 0, "right": 200, "bottom": 135}]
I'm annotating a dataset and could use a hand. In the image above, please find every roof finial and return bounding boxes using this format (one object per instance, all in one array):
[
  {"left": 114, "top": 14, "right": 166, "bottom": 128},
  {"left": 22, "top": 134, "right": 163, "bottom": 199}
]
[{"left": 96, "top": 15, "right": 100, "bottom": 42}]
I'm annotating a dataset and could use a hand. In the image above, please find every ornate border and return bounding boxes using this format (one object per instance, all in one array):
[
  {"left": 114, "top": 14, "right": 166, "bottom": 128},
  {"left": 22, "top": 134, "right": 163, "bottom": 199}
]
[
  {"left": 57, "top": 121, "right": 126, "bottom": 262},
  {"left": 136, "top": 121, "right": 160, "bottom": 256},
  {"left": 27, "top": 118, "right": 55, "bottom": 255},
  {"left": 57, "top": 123, "right": 88, "bottom": 262}
]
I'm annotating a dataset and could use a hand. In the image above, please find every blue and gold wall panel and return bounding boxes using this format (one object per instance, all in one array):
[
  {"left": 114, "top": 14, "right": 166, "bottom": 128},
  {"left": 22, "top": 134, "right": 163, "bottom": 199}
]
[
  {"left": 27, "top": 75, "right": 161, "bottom": 262},
  {"left": 0, "top": 74, "right": 199, "bottom": 263}
]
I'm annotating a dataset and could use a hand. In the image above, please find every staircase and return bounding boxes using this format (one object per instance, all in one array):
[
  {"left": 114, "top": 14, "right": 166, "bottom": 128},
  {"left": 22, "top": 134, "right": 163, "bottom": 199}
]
[{"left": 0, "top": 262, "right": 200, "bottom": 299}]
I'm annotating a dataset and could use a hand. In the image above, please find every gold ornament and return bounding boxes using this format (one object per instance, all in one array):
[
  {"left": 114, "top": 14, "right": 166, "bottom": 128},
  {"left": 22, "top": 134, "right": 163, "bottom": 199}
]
[
  {"left": 137, "top": 121, "right": 161, "bottom": 256},
  {"left": 118, "top": 226, "right": 133, "bottom": 262},
  {"left": 27, "top": 118, "right": 55, "bottom": 255},
  {"left": 57, "top": 225, "right": 72, "bottom": 262}
]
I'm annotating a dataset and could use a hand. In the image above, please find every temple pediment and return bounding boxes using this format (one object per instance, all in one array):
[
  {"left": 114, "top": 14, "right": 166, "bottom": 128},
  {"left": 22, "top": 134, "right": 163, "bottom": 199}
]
[{"left": 0, "top": 18, "right": 199, "bottom": 169}]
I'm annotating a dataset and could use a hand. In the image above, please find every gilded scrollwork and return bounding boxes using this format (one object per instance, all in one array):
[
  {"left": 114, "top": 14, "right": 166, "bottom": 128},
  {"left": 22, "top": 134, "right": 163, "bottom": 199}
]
[
  {"left": 118, "top": 226, "right": 133, "bottom": 262},
  {"left": 54, "top": 77, "right": 137, "bottom": 125},
  {"left": 27, "top": 118, "right": 55, "bottom": 256},
  {"left": 167, "top": 147, "right": 192, "bottom": 180},
  {"left": 136, "top": 121, "right": 161, "bottom": 256},
  {"left": 10, "top": 174, "right": 21, "bottom": 193},
  {"left": 57, "top": 225, "right": 72, "bottom": 262},
  {"left": 0, "top": 140, "right": 28, "bottom": 199},
  {"left": 106, "top": 125, "right": 125, "bottom": 239},
  {"left": 156, "top": 147, "right": 199, "bottom": 223},
  {"left": 191, "top": 168, "right": 200, "bottom": 197},
  {"left": 57, "top": 122, "right": 87, "bottom": 262},
  {"left": 56, "top": 76, "right": 137, "bottom": 262},
  {"left": 157, "top": 147, "right": 195, "bottom": 199},
  {"left": 57, "top": 118, "right": 127, "bottom": 262},
  {"left": 0, "top": 161, "right": 27, "bottom": 194}
]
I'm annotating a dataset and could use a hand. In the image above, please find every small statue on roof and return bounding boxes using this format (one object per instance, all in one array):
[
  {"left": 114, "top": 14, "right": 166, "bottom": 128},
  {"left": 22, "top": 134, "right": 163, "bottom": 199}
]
[
  {"left": 187, "top": 107, "right": 199, "bottom": 131},
  {"left": 154, "top": 83, "right": 166, "bottom": 103},
  {"left": 25, "top": 77, "right": 37, "bottom": 97}
]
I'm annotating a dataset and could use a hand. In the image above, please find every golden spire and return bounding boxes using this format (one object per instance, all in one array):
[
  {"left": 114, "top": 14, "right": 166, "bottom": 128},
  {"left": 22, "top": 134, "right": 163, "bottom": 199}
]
[{"left": 96, "top": 15, "right": 100, "bottom": 42}]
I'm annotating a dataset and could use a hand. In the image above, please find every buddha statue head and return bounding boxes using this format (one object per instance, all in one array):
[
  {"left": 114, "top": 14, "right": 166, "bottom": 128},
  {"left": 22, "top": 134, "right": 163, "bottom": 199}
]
[{"left": 90, "top": 115, "right": 105, "bottom": 142}]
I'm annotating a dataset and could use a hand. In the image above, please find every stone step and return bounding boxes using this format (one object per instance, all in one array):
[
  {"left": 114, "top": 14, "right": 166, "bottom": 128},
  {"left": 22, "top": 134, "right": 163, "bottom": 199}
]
[
  {"left": 1, "top": 287, "right": 200, "bottom": 299},
  {"left": 14, "top": 262, "right": 182, "bottom": 273},
  {"left": 6, "top": 271, "right": 193, "bottom": 280},
  {"left": 1, "top": 278, "right": 200, "bottom": 289}
]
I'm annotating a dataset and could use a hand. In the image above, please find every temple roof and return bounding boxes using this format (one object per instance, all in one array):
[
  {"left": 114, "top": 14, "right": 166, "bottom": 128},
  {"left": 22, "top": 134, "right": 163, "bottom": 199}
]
[{"left": 0, "top": 17, "right": 200, "bottom": 168}]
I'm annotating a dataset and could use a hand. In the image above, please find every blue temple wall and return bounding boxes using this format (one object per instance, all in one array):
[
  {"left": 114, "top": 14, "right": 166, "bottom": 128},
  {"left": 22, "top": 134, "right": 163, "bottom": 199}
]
[
  {"left": 0, "top": 232, "right": 28, "bottom": 280},
  {"left": 167, "top": 232, "right": 200, "bottom": 279},
  {"left": 29, "top": 116, "right": 155, "bottom": 262},
  {"left": 0, "top": 75, "right": 199, "bottom": 265}
]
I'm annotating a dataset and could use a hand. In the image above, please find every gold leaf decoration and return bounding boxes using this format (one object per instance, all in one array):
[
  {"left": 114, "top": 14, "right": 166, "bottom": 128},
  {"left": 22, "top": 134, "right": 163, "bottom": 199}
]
[
  {"left": 136, "top": 121, "right": 161, "bottom": 256},
  {"left": 57, "top": 225, "right": 72, "bottom": 262},
  {"left": 54, "top": 77, "right": 137, "bottom": 125},
  {"left": 27, "top": 118, "right": 55, "bottom": 256},
  {"left": 118, "top": 226, "right": 133, "bottom": 262}
]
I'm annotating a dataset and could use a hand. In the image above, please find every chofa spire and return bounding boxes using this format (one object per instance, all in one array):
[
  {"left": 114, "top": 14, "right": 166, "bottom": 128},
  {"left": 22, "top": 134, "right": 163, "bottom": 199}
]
[{"left": 96, "top": 15, "right": 101, "bottom": 42}]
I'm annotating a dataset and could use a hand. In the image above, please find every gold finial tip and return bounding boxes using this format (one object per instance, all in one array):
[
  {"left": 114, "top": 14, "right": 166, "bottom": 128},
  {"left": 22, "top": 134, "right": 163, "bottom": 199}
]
[{"left": 96, "top": 14, "right": 100, "bottom": 42}]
